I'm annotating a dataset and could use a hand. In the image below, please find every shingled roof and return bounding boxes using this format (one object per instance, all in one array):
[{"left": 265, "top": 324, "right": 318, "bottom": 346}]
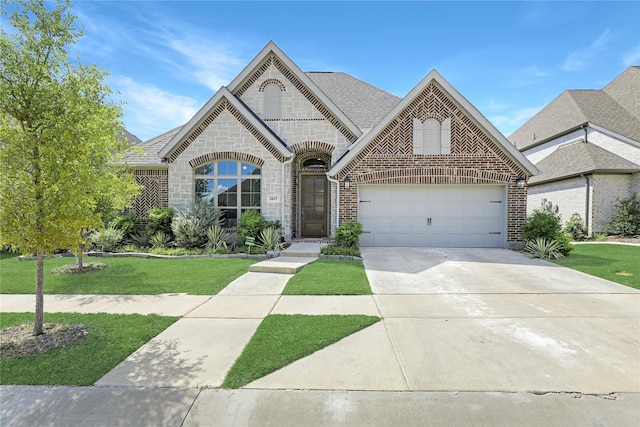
[
  {"left": 510, "top": 67, "right": 640, "bottom": 150},
  {"left": 124, "top": 126, "right": 182, "bottom": 166},
  {"left": 306, "top": 72, "right": 400, "bottom": 130},
  {"left": 529, "top": 140, "right": 640, "bottom": 185}
]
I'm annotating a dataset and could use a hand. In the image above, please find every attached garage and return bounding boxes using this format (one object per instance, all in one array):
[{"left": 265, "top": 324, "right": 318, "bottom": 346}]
[{"left": 358, "top": 185, "right": 506, "bottom": 247}]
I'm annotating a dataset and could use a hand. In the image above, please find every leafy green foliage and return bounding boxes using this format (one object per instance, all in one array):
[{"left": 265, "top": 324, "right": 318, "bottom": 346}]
[
  {"left": 149, "top": 231, "right": 171, "bottom": 249},
  {"left": 606, "top": 194, "right": 640, "bottom": 236},
  {"left": 0, "top": 312, "right": 177, "bottom": 385},
  {"left": 222, "top": 314, "right": 380, "bottom": 388},
  {"left": 146, "top": 207, "right": 174, "bottom": 237},
  {"left": 525, "top": 238, "right": 564, "bottom": 259},
  {"left": 550, "top": 244, "right": 640, "bottom": 289},
  {"left": 334, "top": 221, "right": 363, "bottom": 249},
  {"left": 206, "top": 225, "right": 229, "bottom": 251},
  {"left": 0, "top": 0, "right": 139, "bottom": 334},
  {"left": 90, "top": 227, "right": 124, "bottom": 252},
  {"left": 320, "top": 245, "right": 361, "bottom": 257},
  {"left": 523, "top": 209, "right": 572, "bottom": 255},
  {"left": 283, "top": 259, "right": 371, "bottom": 295},
  {"left": 109, "top": 212, "right": 140, "bottom": 240},
  {"left": 171, "top": 199, "right": 222, "bottom": 249},
  {"left": 236, "top": 210, "right": 267, "bottom": 240},
  {"left": 0, "top": 255, "right": 255, "bottom": 295},
  {"left": 564, "top": 213, "right": 587, "bottom": 241},
  {"left": 259, "top": 227, "right": 284, "bottom": 251},
  {"left": 129, "top": 231, "right": 150, "bottom": 249}
]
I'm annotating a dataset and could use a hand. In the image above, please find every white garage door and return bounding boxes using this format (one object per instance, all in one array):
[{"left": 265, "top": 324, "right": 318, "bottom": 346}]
[{"left": 359, "top": 185, "right": 506, "bottom": 247}]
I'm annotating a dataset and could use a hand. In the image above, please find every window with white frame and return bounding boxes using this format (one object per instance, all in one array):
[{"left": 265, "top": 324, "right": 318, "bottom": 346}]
[
  {"left": 263, "top": 83, "right": 282, "bottom": 119},
  {"left": 412, "top": 117, "right": 451, "bottom": 155},
  {"left": 194, "top": 160, "right": 261, "bottom": 227}
]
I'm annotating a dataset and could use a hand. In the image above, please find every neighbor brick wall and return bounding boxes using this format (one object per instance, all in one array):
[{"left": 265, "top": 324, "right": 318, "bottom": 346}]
[
  {"left": 337, "top": 81, "right": 528, "bottom": 247},
  {"left": 592, "top": 174, "right": 633, "bottom": 233},
  {"left": 526, "top": 177, "right": 590, "bottom": 232}
]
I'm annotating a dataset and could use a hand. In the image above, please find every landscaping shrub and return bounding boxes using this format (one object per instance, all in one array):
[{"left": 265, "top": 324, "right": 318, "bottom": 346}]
[
  {"left": 91, "top": 227, "right": 124, "bottom": 252},
  {"left": 259, "top": 227, "right": 285, "bottom": 252},
  {"left": 334, "top": 221, "right": 363, "bottom": 249},
  {"left": 564, "top": 212, "right": 587, "bottom": 241},
  {"left": 525, "top": 237, "right": 564, "bottom": 259},
  {"left": 129, "top": 231, "right": 150, "bottom": 249},
  {"left": 320, "top": 245, "right": 361, "bottom": 257},
  {"left": 171, "top": 200, "right": 222, "bottom": 249},
  {"left": 236, "top": 210, "right": 267, "bottom": 240},
  {"left": 109, "top": 212, "right": 140, "bottom": 240},
  {"left": 149, "top": 231, "right": 172, "bottom": 249},
  {"left": 147, "top": 207, "right": 174, "bottom": 237},
  {"left": 206, "top": 225, "right": 229, "bottom": 251},
  {"left": 606, "top": 194, "right": 640, "bottom": 236},
  {"left": 523, "top": 209, "right": 572, "bottom": 255}
]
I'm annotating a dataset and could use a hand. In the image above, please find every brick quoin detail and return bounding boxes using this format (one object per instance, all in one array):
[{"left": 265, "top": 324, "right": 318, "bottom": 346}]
[
  {"left": 338, "top": 81, "right": 528, "bottom": 245},
  {"left": 189, "top": 152, "right": 265, "bottom": 169}
]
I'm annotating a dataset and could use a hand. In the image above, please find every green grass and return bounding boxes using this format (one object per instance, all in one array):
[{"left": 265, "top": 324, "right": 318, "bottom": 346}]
[
  {"left": 0, "top": 252, "right": 255, "bottom": 294},
  {"left": 282, "top": 259, "right": 372, "bottom": 295},
  {"left": 0, "top": 312, "right": 177, "bottom": 385},
  {"left": 222, "top": 314, "right": 380, "bottom": 388},
  {"left": 550, "top": 244, "right": 640, "bottom": 289}
]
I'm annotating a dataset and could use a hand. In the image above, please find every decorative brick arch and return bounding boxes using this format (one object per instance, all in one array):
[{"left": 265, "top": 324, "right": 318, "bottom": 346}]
[
  {"left": 258, "top": 79, "right": 286, "bottom": 92},
  {"left": 290, "top": 141, "right": 335, "bottom": 155},
  {"left": 189, "top": 152, "right": 265, "bottom": 169},
  {"left": 353, "top": 167, "right": 512, "bottom": 185}
]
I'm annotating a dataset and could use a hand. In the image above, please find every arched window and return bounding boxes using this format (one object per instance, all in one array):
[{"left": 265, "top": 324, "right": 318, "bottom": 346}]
[
  {"left": 194, "top": 160, "right": 261, "bottom": 227},
  {"left": 302, "top": 158, "right": 327, "bottom": 169},
  {"left": 263, "top": 83, "right": 282, "bottom": 119}
]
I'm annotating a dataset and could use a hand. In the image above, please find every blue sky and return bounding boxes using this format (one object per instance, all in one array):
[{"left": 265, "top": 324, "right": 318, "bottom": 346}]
[{"left": 64, "top": 1, "right": 640, "bottom": 141}]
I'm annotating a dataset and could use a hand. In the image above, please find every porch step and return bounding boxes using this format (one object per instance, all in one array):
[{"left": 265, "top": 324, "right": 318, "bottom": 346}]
[
  {"left": 249, "top": 257, "right": 317, "bottom": 274},
  {"left": 281, "top": 242, "right": 323, "bottom": 258}
]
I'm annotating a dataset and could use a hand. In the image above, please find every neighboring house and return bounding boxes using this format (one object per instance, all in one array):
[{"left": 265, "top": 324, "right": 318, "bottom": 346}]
[
  {"left": 510, "top": 67, "right": 640, "bottom": 235},
  {"left": 125, "top": 41, "right": 536, "bottom": 248}
]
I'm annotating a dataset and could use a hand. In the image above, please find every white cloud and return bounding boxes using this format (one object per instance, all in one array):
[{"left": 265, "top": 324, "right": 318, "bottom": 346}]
[
  {"left": 490, "top": 106, "right": 544, "bottom": 137},
  {"left": 623, "top": 45, "right": 640, "bottom": 66},
  {"left": 562, "top": 29, "right": 612, "bottom": 71},
  {"left": 114, "top": 77, "right": 200, "bottom": 140}
]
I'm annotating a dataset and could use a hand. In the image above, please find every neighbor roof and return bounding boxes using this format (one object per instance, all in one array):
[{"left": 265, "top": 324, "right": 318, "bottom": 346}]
[
  {"left": 124, "top": 126, "right": 182, "bottom": 166},
  {"left": 510, "top": 67, "right": 640, "bottom": 150},
  {"left": 307, "top": 72, "right": 400, "bottom": 130},
  {"left": 529, "top": 140, "right": 640, "bottom": 185}
]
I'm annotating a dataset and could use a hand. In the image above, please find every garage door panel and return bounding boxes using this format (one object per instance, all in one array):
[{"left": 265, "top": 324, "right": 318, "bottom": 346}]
[{"left": 359, "top": 184, "right": 506, "bottom": 248}]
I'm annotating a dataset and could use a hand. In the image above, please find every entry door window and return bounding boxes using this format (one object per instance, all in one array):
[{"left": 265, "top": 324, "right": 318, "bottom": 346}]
[{"left": 301, "top": 175, "right": 327, "bottom": 236}]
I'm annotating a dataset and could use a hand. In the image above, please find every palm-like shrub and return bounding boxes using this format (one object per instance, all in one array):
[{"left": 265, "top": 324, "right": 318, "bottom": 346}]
[
  {"left": 149, "top": 231, "right": 172, "bottom": 249},
  {"left": 525, "top": 238, "right": 564, "bottom": 259},
  {"left": 129, "top": 231, "right": 150, "bottom": 249},
  {"left": 259, "top": 227, "right": 284, "bottom": 251},
  {"left": 206, "top": 225, "right": 229, "bottom": 251}
]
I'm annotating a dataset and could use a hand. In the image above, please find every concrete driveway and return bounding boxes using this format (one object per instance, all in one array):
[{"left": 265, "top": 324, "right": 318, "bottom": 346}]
[{"left": 363, "top": 247, "right": 640, "bottom": 393}]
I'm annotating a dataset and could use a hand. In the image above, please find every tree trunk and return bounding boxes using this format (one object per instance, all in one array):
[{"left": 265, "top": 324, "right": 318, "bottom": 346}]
[
  {"left": 34, "top": 249, "right": 45, "bottom": 336},
  {"left": 77, "top": 243, "right": 84, "bottom": 270}
]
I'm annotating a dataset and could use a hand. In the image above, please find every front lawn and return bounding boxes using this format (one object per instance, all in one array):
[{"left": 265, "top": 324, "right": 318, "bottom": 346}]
[
  {"left": 0, "top": 312, "right": 177, "bottom": 385},
  {"left": 222, "top": 314, "right": 380, "bottom": 388},
  {"left": 0, "top": 252, "right": 255, "bottom": 295},
  {"left": 550, "top": 244, "right": 640, "bottom": 289},
  {"left": 282, "top": 259, "right": 372, "bottom": 295}
]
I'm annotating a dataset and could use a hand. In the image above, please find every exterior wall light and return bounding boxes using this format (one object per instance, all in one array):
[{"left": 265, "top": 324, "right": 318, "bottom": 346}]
[
  {"left": 516, "top": 177, "right": 527, "bottom": 189},
  {"left": 344, "top": 176, "right": 351, "bottom": 189}
]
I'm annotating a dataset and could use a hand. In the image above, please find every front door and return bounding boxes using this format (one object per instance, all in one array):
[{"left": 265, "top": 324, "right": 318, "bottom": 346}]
[{"left": 301, "top": 175, "right": 327, "bottom": 237}]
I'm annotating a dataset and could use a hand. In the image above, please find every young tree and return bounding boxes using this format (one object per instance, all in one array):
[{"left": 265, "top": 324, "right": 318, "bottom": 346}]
[{"left": 0, "top": 0, "right": 139, "bottom": 335}]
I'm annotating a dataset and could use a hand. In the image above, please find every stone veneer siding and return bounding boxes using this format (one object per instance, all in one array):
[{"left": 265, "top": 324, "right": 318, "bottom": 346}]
[{"left": 337, "top": 82, "right": 528, "bottom": 247}]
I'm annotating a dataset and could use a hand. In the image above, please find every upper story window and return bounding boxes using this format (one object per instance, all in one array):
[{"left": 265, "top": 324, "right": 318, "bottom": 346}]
[
  {"left": 194, "top": 160, "right": 261, "bottom": 227},
  {"left": 412, "top": 117, "right": 451, "bottom": 155},
  {"left": 263, "top": 83, "right": 282, "bottom": 119}
]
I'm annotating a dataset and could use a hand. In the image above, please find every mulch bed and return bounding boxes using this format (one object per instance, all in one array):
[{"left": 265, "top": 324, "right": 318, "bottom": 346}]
[{"left": 0, "top": 323, "right": 89, "bottom": 358}]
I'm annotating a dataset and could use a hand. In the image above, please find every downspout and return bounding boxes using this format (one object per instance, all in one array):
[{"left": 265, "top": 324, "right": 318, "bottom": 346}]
[
  {"left": 326, "top": 173, "right": 340, "bottom": 236},
  {"left": 281, "top": 156, "right": 294, "bottom": 241},
  {"left": 584, "top": 175, "right": 591, "bottom": 236}
]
